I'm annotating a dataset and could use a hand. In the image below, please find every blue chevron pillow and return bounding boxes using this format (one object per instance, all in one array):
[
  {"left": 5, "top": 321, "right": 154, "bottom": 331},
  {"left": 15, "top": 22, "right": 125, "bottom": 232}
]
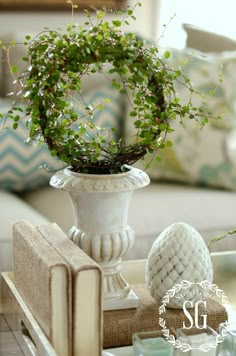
[{"left": 0, "top": 85, "right": 124, "bottom": 192}]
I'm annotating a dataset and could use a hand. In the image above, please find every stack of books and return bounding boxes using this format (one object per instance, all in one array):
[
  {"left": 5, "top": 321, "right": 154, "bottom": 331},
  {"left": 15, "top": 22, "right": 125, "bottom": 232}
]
[{"left": 12, "top": 221, "right": 103, "bottom": 356}]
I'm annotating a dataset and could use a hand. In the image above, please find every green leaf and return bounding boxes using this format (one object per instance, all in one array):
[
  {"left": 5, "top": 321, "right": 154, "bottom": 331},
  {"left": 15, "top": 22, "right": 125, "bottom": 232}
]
[
  {"left": 97, "top": 11, "right": 106, "bottom": 19},
  {"left": 164, "top": 51, "right": 171, "bottom": 59},
  {"left": 51, "top": 149, "right": 57, "bottom": 157},
  {"left": 11, "top": 65, "right": 18, "bottom": 74},
  {"left": 112, "top": 20, "right": 122, "bottom": 27},
  {"left": 96, "top": 34, "right": 103, "bottom": 41},
  {"left": 155, "top": 156, "right": 162, "bottom": 162},
  {"left": 112, "top": 81, "right": 121, "bottom": 90},
  {"left": 134, "top": 119, "right": 142, "bottom": 127},
  {"left": 79, "top": 126, "right": 86, "bottom": 134},
  {"left": 166, "top": 140, "right": 173, "bottom": 147}
]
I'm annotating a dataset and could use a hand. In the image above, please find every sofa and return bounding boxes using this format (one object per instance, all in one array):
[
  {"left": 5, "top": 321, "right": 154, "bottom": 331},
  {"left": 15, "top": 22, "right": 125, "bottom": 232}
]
[{"left": 1, "top": 24, "right": 236, "bottom": 284}]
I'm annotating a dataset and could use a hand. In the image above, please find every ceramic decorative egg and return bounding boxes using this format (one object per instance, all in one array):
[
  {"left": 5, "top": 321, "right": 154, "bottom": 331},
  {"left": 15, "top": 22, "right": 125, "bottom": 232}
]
[{"left": 145, "top": 222, "right": 213, "bottom": 308}]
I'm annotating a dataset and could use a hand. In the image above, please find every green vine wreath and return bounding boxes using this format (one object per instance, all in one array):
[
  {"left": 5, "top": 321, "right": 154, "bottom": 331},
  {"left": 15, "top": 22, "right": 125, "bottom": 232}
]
[{"left": 1, "top": 2, "right": 210, "bottom": 174}]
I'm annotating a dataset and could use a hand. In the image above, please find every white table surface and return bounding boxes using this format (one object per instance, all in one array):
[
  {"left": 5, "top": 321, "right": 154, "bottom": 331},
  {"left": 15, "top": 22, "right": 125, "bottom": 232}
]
[{"left": 103, "top": 346, "right": 133, "bottom": 356}]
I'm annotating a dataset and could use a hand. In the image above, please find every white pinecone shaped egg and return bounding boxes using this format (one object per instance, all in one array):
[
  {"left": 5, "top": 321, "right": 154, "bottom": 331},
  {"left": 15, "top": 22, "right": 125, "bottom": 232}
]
[{"left": 146, "top": 222, "right": 213, "bottom": 308}]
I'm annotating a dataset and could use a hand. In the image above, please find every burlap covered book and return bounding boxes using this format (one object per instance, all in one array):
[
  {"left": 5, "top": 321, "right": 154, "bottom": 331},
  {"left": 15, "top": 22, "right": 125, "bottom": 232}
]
[
  {"left": 37, "top": 222, "right": 103, "bottom": 356},
  {"left": 13, "top": 221, "right": 72, "bottom": 356},
  {"left": 103, "top": 284, "right": 228, "bottom": 348}
]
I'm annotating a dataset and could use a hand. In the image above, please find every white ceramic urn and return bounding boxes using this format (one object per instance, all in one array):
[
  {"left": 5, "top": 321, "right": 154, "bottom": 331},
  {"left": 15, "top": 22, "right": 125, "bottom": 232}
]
[{"left": 50, "top": 165, "right": 150, "bottom": 310}]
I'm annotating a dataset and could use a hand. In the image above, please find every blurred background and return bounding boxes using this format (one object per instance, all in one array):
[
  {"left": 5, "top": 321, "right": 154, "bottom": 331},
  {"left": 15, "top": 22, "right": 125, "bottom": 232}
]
[
  {"left": 0, "top": 1, "right": 158, "bottom": 42},
  {"left": 1, "top": 0, "right": 236, "bottom": 48}
]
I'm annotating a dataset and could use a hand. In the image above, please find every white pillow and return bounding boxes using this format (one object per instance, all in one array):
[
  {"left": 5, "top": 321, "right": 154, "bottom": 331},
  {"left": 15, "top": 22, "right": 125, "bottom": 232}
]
[{"left": 183, "top": 24, "right": 236, "bottom": 53}]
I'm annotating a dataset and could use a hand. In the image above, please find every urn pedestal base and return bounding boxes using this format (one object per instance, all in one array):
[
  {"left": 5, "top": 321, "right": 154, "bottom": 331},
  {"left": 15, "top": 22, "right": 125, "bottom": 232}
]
[
  {"left": 99, "top": 260, "right": 139, "bottom": 311},
  {"left": 103, "top": 289, "right": 139, "bottom": 311}
]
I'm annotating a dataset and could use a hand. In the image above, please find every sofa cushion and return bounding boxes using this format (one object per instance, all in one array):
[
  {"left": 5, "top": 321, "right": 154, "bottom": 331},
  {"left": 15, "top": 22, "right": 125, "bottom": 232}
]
[
  {"left": 0, "top": 190, "right": 49, "bottom": 286},
  {"left": 22, "top": 182, "right": 236, "bottom": 260},
  {"left": 183, "top": 24, "right": 236, "bottom": 53},
  {"left": 126, "top": 48, "right": 236, "bottom": 190},
  {"left": 21, "top": 186, "right": 74, "bottom": 235}
]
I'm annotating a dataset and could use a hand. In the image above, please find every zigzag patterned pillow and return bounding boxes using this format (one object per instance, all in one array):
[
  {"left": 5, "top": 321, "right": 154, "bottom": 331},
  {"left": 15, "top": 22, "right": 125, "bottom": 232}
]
[{"left": 0, "top": 84, "right": 124, "bottom": 192}]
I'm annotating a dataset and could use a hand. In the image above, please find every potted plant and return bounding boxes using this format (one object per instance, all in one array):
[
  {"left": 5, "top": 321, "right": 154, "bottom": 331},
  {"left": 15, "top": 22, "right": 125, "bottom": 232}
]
[{"left": 0, "top": 2, "right": 211, "bottom": 309}]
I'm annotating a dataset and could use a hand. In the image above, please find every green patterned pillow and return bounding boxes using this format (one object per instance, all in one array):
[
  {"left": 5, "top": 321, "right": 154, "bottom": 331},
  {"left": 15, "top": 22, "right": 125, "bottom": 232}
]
[
  {"left": 0, "top": 84, "right": 124, "bottom": 192},
  {"left": 141, "top": 122, "right": 236, "bottom": 190},
  {"left": 166, "top": 48, "right": 236, "bottom": 129},
  {"left": 130, "top": 48, "right": 236, "bottom": 190}
]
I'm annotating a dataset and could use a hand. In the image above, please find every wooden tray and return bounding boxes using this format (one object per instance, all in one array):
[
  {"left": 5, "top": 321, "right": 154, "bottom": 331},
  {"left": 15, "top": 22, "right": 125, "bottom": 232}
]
[{"left": 1, "top": 272, "right": 57, "bottom": 356}]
